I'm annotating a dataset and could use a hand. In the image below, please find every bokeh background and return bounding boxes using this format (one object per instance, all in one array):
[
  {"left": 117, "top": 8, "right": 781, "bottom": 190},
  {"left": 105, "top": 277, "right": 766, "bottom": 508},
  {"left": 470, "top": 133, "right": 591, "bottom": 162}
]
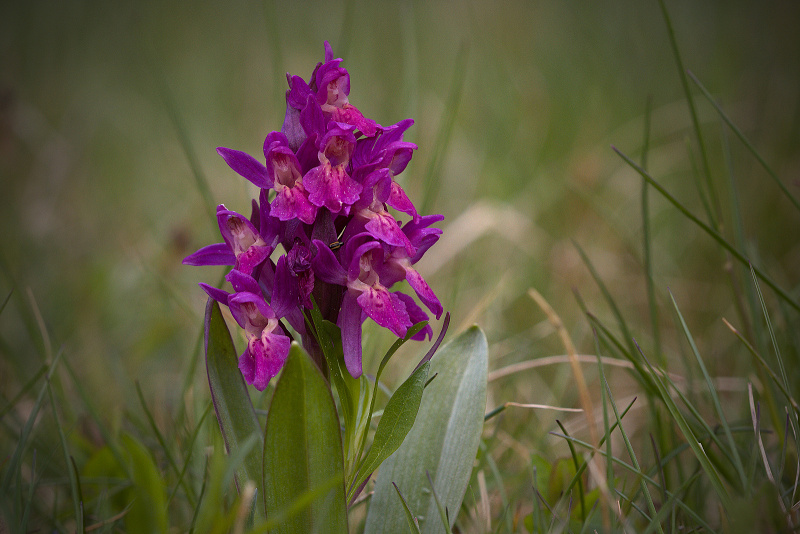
[{"left": 2, "top": 0, "right": 799, "bottom": 520}]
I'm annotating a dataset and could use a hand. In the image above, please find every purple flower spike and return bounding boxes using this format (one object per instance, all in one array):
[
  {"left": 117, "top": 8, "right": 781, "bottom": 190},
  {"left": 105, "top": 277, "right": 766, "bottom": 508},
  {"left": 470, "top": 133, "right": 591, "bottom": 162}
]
[{"left": 186, "top": 41, "right": 445, "bottom": 387}]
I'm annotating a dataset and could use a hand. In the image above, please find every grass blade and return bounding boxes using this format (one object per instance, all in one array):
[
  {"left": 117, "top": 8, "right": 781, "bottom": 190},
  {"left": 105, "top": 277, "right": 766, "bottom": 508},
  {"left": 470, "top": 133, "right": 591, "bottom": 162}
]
[
  {"left": 393, "top": 482, "right": 422, "bottom": 534},
  {"left": 612, "top": 146, "right": 800, "bottom": 314},
  {"left": 668, "top": 290, "right": 747, "bottom": 491},
  {"left": 657, "top": 0, "right": 720, "bottom": 227},
  {"left": 688, "top": 70, "right": 800, "bottom": 214},
  {"left": 633, "top": 340, "right": 732, "bottom": 511}
]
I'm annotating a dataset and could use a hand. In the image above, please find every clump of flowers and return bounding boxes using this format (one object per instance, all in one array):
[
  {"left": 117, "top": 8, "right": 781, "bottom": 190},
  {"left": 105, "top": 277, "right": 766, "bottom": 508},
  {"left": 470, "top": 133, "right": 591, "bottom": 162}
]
[{"left": 184, "top": 41, "right": 443, "bottom": 389}]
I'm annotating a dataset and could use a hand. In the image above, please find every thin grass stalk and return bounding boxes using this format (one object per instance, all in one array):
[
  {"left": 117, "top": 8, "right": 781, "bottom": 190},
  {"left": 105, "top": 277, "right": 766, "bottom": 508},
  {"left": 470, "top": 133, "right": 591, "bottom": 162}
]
[
  {"left": 167, "top": 402, "right": 213, "bottom": 508},
  {"left": 657, "top": 0, "right": 721, "bottom": 228},
  {"left": 633, "top": 340, "right": 732, "bottom": 511},
  {"left": 0, "top": 364, "right": 47, "bottom": 420},
  {"left": 135, "top": 381, "right": 197, "bottom": 506},
  {"left": 555, "top": 398, "right": 637, "bottom": 508},
  {"left": 668, "top": 290, "right": 748, "bottom": 491},
  {"left": 751, "top": 264, "right": 800, "bottom": 461},
  {"left": 640, "top": 96, "right": 662, "bottom": 365},
  {"left": 599, "top": 354, "right": 664, "bottom": 534},
  {"left": 554, "top": 420, "right": 587, "bottom": 522},
  {"left": 47, "top": 380, "right": 82, "bottom": 533},
  {"left": 720, "top": 123, "right": 757, "bottom": 342},
  {"left": 0, "top": 348, "right": 64, "bottom": 495},
  {"left": 550, "top": 431, "right": 715, "bottom": 532},
  {"left": 688, "top": 70, "right": 800, "bottom": 214},
  {"left": 613, "top": 146, "right": 800, "bottom": 314}
]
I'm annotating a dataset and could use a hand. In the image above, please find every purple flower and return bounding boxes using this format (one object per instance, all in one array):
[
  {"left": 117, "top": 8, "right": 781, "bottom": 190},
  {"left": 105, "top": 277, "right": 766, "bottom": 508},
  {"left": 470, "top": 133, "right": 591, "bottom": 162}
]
[
  {"left": 303, "top": 123, "right": 362, "bottom": 214},
  {"left": 314, "top": 42, "right": 379, "bottom": 137},
  {"left": 263, "top": 132, "right": 317, "bottom": 224},
  {"left": 183, "top": 205, "right": 273, "bottom": 277},
  {"left": 376, "top": 214, "right": 444, "bottom": 320},
  {"left": 312, "top": 234, "right": 431, "bottom": 378},
  {"left": 201, "top": 273, "right": 291, "bottom": 391},
  {"left": 186, "top": 40, "right": 445, "bottom": 386}
]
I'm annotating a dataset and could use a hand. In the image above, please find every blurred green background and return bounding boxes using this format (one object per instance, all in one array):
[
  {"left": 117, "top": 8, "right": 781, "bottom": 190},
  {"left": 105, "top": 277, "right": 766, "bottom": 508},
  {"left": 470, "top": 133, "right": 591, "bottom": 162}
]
[{"left": 2, "top": 0, "right": 799, "bottom": 468}]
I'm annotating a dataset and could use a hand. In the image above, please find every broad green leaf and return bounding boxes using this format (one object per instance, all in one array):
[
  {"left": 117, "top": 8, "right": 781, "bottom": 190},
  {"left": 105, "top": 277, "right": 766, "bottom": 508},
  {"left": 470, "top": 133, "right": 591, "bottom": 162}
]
[
  {"left": 204, "top": 298, "right": 263, "bottom": 514},
  {"left": 351, "top": 361, "right": 431, "bottom": 497},
  {"left": 120, "top": 434, "right": 168, "bottom": 534},
  {"left": 365, "top": 326, "right": 488, "bottom": 534},
  {"left": 263, "top": 343, "right": 347, "bottom": 533}
]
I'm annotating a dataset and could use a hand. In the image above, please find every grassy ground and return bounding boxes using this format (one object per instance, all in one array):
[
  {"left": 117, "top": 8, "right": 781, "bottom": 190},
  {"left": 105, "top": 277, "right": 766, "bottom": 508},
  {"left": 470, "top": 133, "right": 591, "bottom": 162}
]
[{"left": 2, "top": 0, "right": 799, "bottom": 532}]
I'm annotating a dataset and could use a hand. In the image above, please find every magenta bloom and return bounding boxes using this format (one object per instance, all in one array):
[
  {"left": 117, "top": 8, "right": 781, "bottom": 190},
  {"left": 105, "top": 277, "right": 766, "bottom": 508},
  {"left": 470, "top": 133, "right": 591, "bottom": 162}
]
[
  {"left": 264, "top": 132, "right": 317, "bottom": 224},
  {"left": 303, "top": 123, "right": 362, "bottom": 214},
  {"left": 183, "top": 205, "right": 273, "bottom": 277},
  {"left": 312, "top": 233, "right": 434, "bottom": 378},
  {"left": 185, "top": 41, "right": 443, "bottom": 387}
]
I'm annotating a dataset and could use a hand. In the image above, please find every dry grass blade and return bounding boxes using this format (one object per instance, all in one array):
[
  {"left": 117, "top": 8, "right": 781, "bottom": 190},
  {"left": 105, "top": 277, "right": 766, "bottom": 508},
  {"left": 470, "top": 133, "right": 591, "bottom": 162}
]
[{"left": 527, "top": 288, "right": 596, "bottom": 444}]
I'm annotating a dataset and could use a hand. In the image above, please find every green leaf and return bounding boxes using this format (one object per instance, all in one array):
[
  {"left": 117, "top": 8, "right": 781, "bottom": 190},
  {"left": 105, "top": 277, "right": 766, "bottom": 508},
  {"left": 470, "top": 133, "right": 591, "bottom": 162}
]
[
  {"left": 120, "top": 434, "right": 168, "bottom": 534},
  {"left": 364, "top": 326, "right": 488, "bottom": 534},
  {"left": 263, "top": 343, "right": 348, "bottom": 533},
  {"left": 351, "top": 361, "right": 431, "bottom": 497},
  {"left": 204, "top": 298, "right": 263, "bottom": 515}
]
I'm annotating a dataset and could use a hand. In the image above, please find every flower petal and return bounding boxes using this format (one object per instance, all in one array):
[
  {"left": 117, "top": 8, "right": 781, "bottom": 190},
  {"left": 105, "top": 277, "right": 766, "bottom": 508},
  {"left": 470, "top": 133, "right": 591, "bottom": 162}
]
[
  {"left": 199, "top": 283, "right": 230, "bottom": 304},
  {"left": 310, "top": 240, "right": 348, "bottom": 286},
  {"left": 405, "top": 267, "right": 443, "bottom": 319},
  {"left": 183, "top": 243, "right": 236, "bottom": 267},
  {"left": 338, "top": 289, "right": 364, "bottom": 378},
  {"left": 217, "top": 147, "right": 272, "bottom": 189},
  {"left": 240, "top": 329, "right": 291, "bottom": 391},
  {"left": 356, "top": 285, "right": 410, "bottom": 338},
  {"left": 394, "top": 292, "right": 433, "bottom": 341},
  {"left": 270, "top": 255, "right": 298, "bottom": 319}
]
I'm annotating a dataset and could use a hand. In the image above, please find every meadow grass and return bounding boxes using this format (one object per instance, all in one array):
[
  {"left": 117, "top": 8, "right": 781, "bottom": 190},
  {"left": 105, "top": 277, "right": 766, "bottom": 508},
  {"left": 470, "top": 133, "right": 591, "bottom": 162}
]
[{"left": 2, "top": 1, "right": 799, "bottom": 532}]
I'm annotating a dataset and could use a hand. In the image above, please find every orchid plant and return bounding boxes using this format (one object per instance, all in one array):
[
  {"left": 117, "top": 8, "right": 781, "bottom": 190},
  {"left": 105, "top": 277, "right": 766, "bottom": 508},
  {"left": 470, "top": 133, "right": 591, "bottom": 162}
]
[{"left": 185, "top": 42, "right": 487, "bottom": 532}]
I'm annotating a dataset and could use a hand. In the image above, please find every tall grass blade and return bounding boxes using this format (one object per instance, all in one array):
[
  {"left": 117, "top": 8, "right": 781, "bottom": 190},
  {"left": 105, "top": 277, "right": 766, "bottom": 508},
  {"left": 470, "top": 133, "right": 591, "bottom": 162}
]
[
  {"left": 657, "top": 0, "right": 720, "bottom": 227},
  {"left": 0, "top": 364, "right": 47, "bottom": 420},
  {"left": 750, "top": 265, "right": 800, "bottom": 450},
  {"left": 633, "top": 341, "right": 732, "bottom": 511},
  {"left": 168, "top": 402, "right": 212, "bottom": 507},
  {"left": 668, "top": 290, "right": 747, "bottom": 491},
  {"left": 599, "top": 355, "right": 663, "bottom": 534},
  {"left": 1, "top": 348, "right": 63, "bottom": 495},
  {"left": 612, "top": 146, "right": 800, "bottom": 314},
  {"left": 135, "top": 380, "right": 196, "bottom": 506},
  {"left": 640, "top": 96, "right": 662, "bottom": 363},
  {"left": 688, "top": 70, "right": 800, "bottom": 214},
  {"left": 554, "top": 420, "right": 587, "bottom": 522},
  {"left": 393, "top": 482, "right": 422, "bottom": 534},
  {"left": 550, "top": 431, "right": 715, "bottom": 531},
  {"left": 47, "top": 379, "right": 83, "bottom": 533},
  {"left": 158, "top": 79, "right": 217, "bottom": 232}
]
